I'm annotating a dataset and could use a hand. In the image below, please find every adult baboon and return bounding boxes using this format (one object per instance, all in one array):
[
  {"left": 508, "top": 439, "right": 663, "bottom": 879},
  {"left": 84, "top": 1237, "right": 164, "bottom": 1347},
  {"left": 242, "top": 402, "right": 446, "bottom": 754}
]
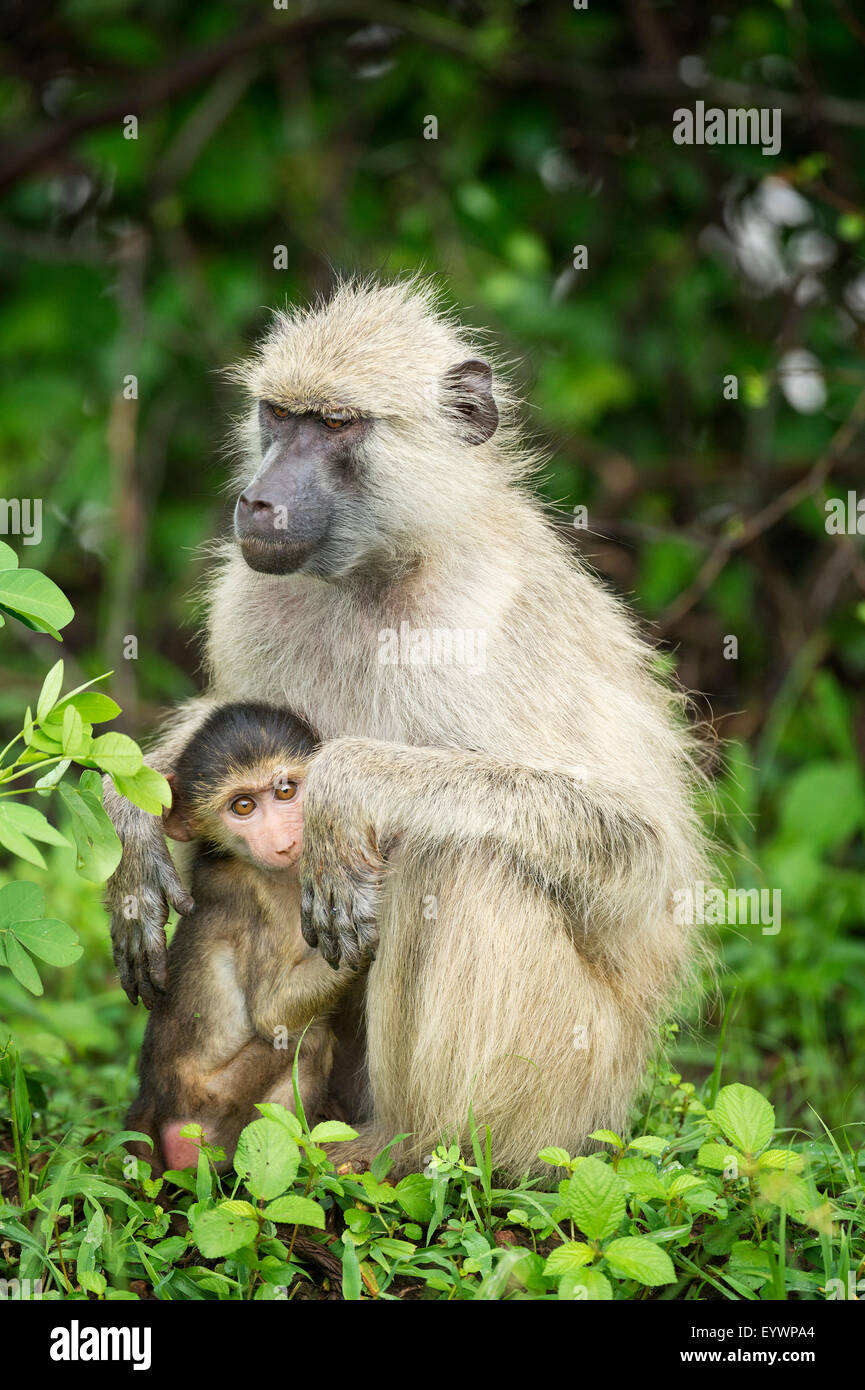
[{"left": 106, "top": 277, "right": 708, "bottom": 1175}]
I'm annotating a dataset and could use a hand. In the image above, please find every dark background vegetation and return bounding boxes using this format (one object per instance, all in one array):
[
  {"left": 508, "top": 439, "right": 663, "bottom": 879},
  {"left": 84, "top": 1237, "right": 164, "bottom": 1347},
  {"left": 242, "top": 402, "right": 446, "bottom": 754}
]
[{"left": 0, "top": 0, "right": 863, "bottom": 1140}]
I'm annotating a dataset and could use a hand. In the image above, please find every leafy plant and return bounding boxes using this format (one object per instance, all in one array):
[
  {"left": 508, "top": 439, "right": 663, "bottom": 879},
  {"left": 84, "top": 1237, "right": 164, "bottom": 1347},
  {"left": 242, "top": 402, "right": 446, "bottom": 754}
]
[{"left": 0, "top": 544, "right": 170, "bottom": 994}]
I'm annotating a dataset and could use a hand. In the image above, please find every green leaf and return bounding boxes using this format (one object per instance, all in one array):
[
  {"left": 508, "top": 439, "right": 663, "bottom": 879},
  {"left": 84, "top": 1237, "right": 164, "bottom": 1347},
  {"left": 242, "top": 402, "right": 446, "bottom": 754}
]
[
  {"left": 543, "top": 1241, "right": 595, "bottom": 1276},
  {"left": 0, "top": 801, "right": 71, "bottom": 848},
  {"left": 538, "top": 1146, "right": 572, "bottom": 1166},
  {"left": 5, "top": 934, "right": 43, "bottom": 995},
  {"left": 588, "top": 1130, "right": 624, "bottom": 1149},
  {"left": 0, "top": 813, "right": 46, "bottom": 869},
  {"left": 309, "top": 1120, "right": 359, "bottom": 1143},
  {"left": 89, "top": 732, "right": 143, "bottom": 778},
  {"left": 559, "top": 1268, "right": 613, "bottom": 1301},
  {"left": 698, "top": 1143, "right": 740, "bottom": 1172},
  {"left": 0, "top": 881, "right": 43, "bottom": 924},
  {"left": 779, "top": 762, "right": 865, "bottom": 853},
  {"left": 757, "top": 1148, "right": 805, "bottom": 1172},
  {"left": 36, "top": 660, "right": 64, "bottom": 723},
  {"left": 561, "top": 1157, "right": 625, "bottom": 1240},
  {"left": 111, "top": 763, "right": 171, "bottom": 814},
  {"left": 0, "top": 541, "right": 18, "bottom": 569},
  {"left": 627, "top": 1134, "right": 668, "bottom": 1156},
  {"left": 78, "top": 1270, "right": 107, "bottom": 1296},
  {"left": 34, "top": 759, "right": 71, "bottom": 789},
  {"left": 604, "top": 1236, "right": 676, "bottom": 1286},
  {"left": 394, "top": 1173, "right": 434, "bottom": 1223},
  {"left": 713, "top": 1083, "right": 774, "bottom": 1155},
  {"left": 263, "top": 1196, "right": 326, "bottom": 1228},
  {"left": 233, "top": 1118, "right": 300, "bottom": 1200},
  {"left": 54, "top": 691, "right": 121, "bottom": 724},
  {"left": 61, "top": 704, "right": 91, "bottom": 758},
  {"left": 12, "top": 918, "right": 81, "bottom": 966},
  {"left": 341, "top": 1235, "right": 362, "bottom": 1301},
  {"left": 254, "top": 1102, "right": 302, "bottom": 1137},
  {"left": 191, "top": 1207, "right": 258, "bottom": 1258},
  {"left": 0, "top": 566, "right": 74, "bottom": 636},
  {"left": 57, "top": 778, "right": 122, "bottom": 882}
]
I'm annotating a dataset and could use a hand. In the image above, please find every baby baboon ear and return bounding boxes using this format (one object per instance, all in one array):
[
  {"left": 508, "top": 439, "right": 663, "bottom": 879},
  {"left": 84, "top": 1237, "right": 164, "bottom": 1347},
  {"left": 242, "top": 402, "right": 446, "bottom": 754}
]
[
  {"left": 442, "top": 358, "right": 499, "bottom": 445},
  {"left": 162, "top": 773, "right": 196, "bottom": 843}
]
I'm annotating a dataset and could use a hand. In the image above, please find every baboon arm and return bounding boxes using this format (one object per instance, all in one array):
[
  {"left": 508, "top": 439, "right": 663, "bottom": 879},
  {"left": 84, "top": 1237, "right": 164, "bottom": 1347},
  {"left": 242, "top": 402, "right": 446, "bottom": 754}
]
[
  {"left": 300, "top": 737, "right": 667, "bottom": 967},
  {"left": 104, "top": 695, "right": 218, "bottom": 1007},
  {"left": 248, "top": 953, "right": 355, "bottom": 1040}
]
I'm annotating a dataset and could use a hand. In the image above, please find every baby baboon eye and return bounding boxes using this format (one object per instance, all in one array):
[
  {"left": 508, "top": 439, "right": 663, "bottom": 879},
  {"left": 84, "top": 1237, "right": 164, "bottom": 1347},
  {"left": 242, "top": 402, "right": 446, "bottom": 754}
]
[
  {"left": 230, "top": 796, "right": 257, "bottom": 817},
  {"left": 274, "top": 782, "right": 298, "bottom": 801},
  {"left": 269, "top": 403, "right": 290, "bottom": 419},
  {"left": 322, "top": 411, "right": 350, "bottom": 429}
]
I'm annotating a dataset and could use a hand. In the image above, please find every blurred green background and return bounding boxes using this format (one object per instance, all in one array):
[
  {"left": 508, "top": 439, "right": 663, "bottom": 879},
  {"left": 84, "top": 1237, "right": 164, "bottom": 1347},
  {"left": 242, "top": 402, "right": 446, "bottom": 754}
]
[{"left": 0, "top": 0, "right": 863, "bottom": 1139}]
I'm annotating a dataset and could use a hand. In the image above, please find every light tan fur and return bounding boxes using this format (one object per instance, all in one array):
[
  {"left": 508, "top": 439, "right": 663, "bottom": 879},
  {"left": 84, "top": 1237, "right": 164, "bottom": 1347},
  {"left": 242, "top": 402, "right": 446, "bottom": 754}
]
[{"left": 109, "top": 274, "right": 710, "bottom": 1176}]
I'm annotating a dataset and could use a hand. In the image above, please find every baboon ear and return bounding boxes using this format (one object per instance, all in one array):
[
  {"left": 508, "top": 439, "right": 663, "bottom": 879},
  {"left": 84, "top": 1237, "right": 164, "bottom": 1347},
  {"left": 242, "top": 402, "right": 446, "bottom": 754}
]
[
  {"left": 162, "top": 773, "right": 196, "bottom": 843},
  {"left": 442, "top": 359, "right": 499, "bottom": 445}
]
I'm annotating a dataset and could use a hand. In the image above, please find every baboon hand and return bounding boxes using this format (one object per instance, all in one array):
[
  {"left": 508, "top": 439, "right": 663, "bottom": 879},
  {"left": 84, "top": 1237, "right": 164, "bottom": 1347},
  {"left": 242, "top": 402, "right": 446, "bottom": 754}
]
[
  {"left": 104, "top": 810, "right": 194, "bottom": 1008},
  {"left": 299, "top": 822, "right": 386, "bottom": 970}
]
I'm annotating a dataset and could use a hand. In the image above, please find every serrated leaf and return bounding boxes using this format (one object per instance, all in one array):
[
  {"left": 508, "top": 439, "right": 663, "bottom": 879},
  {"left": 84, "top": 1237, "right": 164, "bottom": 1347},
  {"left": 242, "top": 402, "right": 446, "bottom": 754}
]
[
  {"left": 543, "top": 1241, "right": 595, "bottom": 1276},
  {"left": 559, "top": 1268, "right": 612, "bottom": 1301},
  {"left": 309, "top": 1120, "right": 359, "bottom": 1143},
  {"left": 627, "top": 1134, "right": 668, "bottom": 1156},
  {"left": 254, "top": 1102, "right": 302, "bottom": 1137},
  {"left": 698, "top": 1142, "right": 740, "bottom": 1172},
  {"left": 394, "top": 1173, "right": 434, "bottom": 1222},
  {"left": 220, "top": 1199, "right": 258, "bottom": 1220},
  {"left": 713, "top": 1084, "right": 774, "bottom": 1155},
  {"left": 588, "top": 1130, "right": 624, "bottom": 1148},
  {"left": 191, "top": 1208, "right": 258, "bottom": 1258},
  {"left": 233, "top": 1119, "right": 300, "bottom": 1199},
  {"left": 757, "top": 1149, "right": 805, "bottom": 1172},
  {"left": 538, "top": 1146, "right": 571, "bottom": 1166},
  {"left": 604, "top": 1236, "right": 676, "bottom": 1286},
  {"left": 263, "top": 1196, "right": 326, "bottom": 1228},
  {"left": 561, "top": 1157, "right": 625, "bottom": 1240}
]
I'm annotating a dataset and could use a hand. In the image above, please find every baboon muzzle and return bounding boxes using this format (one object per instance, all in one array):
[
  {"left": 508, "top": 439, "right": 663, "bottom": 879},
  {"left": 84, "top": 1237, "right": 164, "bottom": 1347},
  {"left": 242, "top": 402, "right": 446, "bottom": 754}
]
[{"left": 234, "top": 459, "right": 331, "bottom": 575}]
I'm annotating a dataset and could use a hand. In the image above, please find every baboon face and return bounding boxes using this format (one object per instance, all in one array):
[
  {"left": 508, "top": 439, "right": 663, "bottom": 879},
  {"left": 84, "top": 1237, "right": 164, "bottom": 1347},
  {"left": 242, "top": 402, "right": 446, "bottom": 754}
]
[
  {"left": 231, "top": 282, "right": 500, "bottom": 579},
  {"left": 234, "top": 402, "right": 372, "bottom": 576}
]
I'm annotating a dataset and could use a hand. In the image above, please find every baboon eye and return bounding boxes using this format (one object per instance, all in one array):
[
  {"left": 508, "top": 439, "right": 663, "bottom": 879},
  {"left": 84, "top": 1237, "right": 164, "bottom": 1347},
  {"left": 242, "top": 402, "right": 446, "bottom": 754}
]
[
  {"left": 274, "top": 782, "right": 298, "bottom": 801},
  {"left": 322, "top": 411, "right": 350, "bottom": 429},
  {"left": 269, "top": 403, "right": 290, "bottom": 419},
  {"left": 230, "top": 796, "right": 257, "bottom": 817}
]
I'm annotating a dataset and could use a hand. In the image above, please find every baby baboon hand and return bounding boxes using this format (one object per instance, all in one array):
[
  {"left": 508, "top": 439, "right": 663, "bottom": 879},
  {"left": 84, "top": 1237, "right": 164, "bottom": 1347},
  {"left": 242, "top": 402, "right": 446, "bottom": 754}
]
[
  {"left": 104, "top": 809, "right": 194, "bottom": 1008},
  {"left": 299, "top": 824, "right": 386, "bottom": 970}
]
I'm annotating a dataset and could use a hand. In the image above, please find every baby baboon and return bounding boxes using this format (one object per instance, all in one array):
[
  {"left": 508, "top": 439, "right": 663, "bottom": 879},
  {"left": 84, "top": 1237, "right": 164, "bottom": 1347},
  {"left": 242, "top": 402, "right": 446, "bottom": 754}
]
[
  {"left": 108, "top": 276, "right": 709, "bottom": 1176},
  {"left": 125, "top": 702, "right": 370, "bottom": 1174}
]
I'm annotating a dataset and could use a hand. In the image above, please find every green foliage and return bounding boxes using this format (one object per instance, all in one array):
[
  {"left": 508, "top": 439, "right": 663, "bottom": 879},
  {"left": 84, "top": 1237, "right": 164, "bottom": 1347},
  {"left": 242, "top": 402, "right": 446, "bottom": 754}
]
[
  {"left": 0, "top": 556, "right": 170, "bottom": 993},
  {"left": 0, "top": 1054, "right": 861, "bottom": 1302}
]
